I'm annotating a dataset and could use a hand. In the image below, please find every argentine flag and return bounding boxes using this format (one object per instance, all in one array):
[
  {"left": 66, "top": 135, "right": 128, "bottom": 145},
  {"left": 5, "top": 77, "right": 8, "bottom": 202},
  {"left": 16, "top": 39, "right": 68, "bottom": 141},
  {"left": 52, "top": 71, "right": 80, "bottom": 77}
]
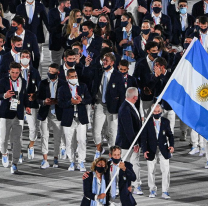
[{"left": 161, "top": 37, "right": 208, "bottom": 140}]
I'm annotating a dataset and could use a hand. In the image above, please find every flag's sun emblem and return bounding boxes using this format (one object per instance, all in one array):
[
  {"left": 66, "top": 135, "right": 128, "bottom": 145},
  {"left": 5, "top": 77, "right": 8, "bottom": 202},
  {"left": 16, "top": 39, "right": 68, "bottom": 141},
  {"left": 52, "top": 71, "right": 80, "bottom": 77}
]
[{"left": 196, "top": 84, "right": 208, "bottom": 102}]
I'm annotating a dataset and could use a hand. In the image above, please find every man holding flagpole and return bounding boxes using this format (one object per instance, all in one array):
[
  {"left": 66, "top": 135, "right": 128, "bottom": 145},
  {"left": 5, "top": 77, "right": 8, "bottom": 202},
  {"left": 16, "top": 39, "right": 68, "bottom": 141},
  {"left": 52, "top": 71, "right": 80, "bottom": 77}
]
[{"left": 141, "top": 104, "right": 174, "bottom": 199}]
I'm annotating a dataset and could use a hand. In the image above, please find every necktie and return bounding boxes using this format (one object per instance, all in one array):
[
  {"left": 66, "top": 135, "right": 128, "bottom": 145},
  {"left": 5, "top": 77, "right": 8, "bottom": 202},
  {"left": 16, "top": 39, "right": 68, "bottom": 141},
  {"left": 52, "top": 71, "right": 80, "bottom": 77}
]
[
  {"left": 102, "top": 73, "right": 108, "bottom": 103},
  {"left": 28, "top": 4, "right": 33, "bottom": 24},
  {"left": 51, "top": 81, "right": 56, "bottom": 114},
  {"left": 100, "top": 0, "right": 104, "bottom": 8},
  {"left": 111, "top": 165, "right": 117, "bottom": 199},
  {"left": 82, "top": 45, "right": 88, "bottom": 57},
  {"left": 13, "top": 81, "right": 17, "bottom": 91},
  {"left": 15, "top": 54, "right": 19, "bottom": 63},
  {"left": 181, "top": 15, "right": 186, "bottom": 31},
  {"left": 23, "top": 69, "right": 28, "bottom": 81},
  {"left": 61, "top": 12, "right": 65, "bottom": 21}
]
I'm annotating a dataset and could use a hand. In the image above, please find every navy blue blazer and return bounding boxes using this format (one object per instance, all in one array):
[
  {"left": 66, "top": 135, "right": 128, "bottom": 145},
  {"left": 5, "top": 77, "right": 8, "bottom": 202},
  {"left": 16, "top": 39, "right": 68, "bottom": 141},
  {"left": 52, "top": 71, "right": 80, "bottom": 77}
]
[
  {"left": 106, "top": 161, "right": 136, "bottom": 206},
  {"left": 0, "top": 77, "right": 29, "bottom": 120},
  {"left": 16, "top": 2, "right": 49, "bottom": 43},
  {"left": 141, "top": 117, "right": 174, "bottom": 161},
  {"left": 192, "top": 0, "right": 205, "bottom": 18},
  {"left": 58, "top": 82, "right": 92, "bottom": 127},
  {"left": 48, "top": 8, "right": 70, "bottom": 51},
  {"left": 84, "top": 66, "right": 125, "bottom": 114},
  {"left": 133, "top": 32, "right": 158, "bottom": 61},
  {"left": 111, "top": 0, "right": 147, "bottom": 28},
  {"left": 5, "top": 30, "right": 40, "bottom": 69},
  {"left": 0, "top": 51, "right": 14, "bottom": 79},
  {"left": 143, "top": 12, "right": 172, "bottom": 40},
  {"left": 67, "top": 34, "right": 103, "bottom": 59},
  {"left": 37, "top": 78, "right": 67, "bottom": 121},
  {"left": 24, "top": 66, "right": 41, "bottom": 109},
  {"left": 133, "top": 57, "right": 154, "bottom": 101},
  {"left": 0, "top": 0, "right": 9, "bottom": 12},
  {"left": 81, "top": 171, "right": 109, "bottom": 206},
  {"left": 124, "top": 74, "right": 138, "bottom": 89},
  {"left": 171, "top": 51, "right": 182, "bottom": 72},
  {"left": 116, "top": 100, "right": 142, "bottom": 149},
  {"left": 115, "top": 25, "right": 141, "bottom": 56},
  {"left": 0, "top": 18, "right": 10, "bottom": 36}
]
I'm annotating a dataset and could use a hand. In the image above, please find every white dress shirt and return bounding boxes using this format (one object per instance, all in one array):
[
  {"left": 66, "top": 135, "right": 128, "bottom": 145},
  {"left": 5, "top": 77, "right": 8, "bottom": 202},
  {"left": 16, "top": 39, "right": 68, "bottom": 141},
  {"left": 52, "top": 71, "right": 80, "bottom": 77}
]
[
  {"left": 146, "top": 55, "right": 154, "bottom": 72},
  {"left": 25, "top": 1, "right": 35, "bottom": 18},
  {"left": 15, "top": 29, "right": 25, "bottom": 42},
  {"left": 11, "top": 50, "right": 20, "bottom": 63},
  {"left": 151, "top": 12, "right": 162, "bottom": 25}
]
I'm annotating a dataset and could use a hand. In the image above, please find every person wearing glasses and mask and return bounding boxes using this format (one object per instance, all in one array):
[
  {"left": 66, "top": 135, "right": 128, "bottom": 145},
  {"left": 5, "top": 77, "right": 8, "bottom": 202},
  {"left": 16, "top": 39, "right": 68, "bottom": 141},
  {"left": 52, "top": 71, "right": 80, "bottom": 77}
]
[{"left": 37, "top": 63, "right": 67, "bottom": 169}]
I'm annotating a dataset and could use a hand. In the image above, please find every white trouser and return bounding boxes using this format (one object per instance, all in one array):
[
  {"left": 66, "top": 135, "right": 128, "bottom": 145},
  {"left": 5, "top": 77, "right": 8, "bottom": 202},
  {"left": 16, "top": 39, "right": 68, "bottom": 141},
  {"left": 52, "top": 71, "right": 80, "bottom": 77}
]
[
  {"left": 86, "top": 104, "right": 92, "bottom": 125},
  {"left": 142, "top": 100, "right": 153, "bottom": 119},
  {"left": 204, "top": 139, "right": 208, "bottom": 161},
  {"left": 60, "top": 134, "right": 66, "bottom": 149},
  {"left": 190, "top": 129, "right": 204, "bottom": 148},
  {"left": 0, "top": 117, "right": 23, "bottom": 164},
  {"left": 128, "top": 62, "right": 136, "bottom": 76},
  {"left": 51, "top": 48, "right": 64, "bottom": 66},
  {"left": 38, "top": 43, "right": 43, "bottom": 77},
  {"left": 40, "top": 112, "right": 63, "bottom": 157},
  {"left": 162, "top": 110, "right": 175, "bottom": 134},
  {"left": 93, "top": 103, "right": 118, "bottom": 147},
  {"left": 63, "top": 119, "right": 86, "bottom": 163},
  {"left": 147, "top": 148, "right": 170, "bottom": 193},
  {"left": 122, "top": 149, "right": 141, "bottom": 187},
  {"left": 26, "top": 108, "right": 39, "bottom": 142}
]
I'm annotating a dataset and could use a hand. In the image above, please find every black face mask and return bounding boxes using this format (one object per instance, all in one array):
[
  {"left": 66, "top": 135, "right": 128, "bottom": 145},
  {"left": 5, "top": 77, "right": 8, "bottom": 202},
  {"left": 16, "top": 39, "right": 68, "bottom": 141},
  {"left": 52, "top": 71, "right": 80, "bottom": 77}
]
[
  {"left": 194, "top": 25, "right": 199, "bottom": 31},
  {"left": 82, "top": 31, "right": 89, "bottom": 37},
  {"left": 103, "top": 65, "right": 111, "bottom": 71},
  {"left": 121, "top": 21, "right": 128, "bottom": 28},
  {"left": 84, "top": 15, "right": 91, "bottom": 20},
  {"left": 95, "top": 166, "right": 105, "bottom": 173},
  {"left": 76, "top": 17, "right": 82, "bottom": 23},
  {"left": 47, "top": 72, "right": 58, "bottom": 80},
  {"left": 183, "top": 42, "right": 190, "bottom": 49},
  {"left": 200, "top": 27, "right": 208, "bottom": 33},
  {"left": 66, "top": 61, "right": 76, "bottom": 67},
  {"left": 111, "top": 157, "right": 121, "bottom": 164},
  {"left": 153, "top": 113, "right": 162, "bottom": 119},
  {"left": 10, "top": 26, "right": 18, "bottom": 33},
  {"left": 153, "top": 7, "right": 162, "bottom": 14},
  {"left": 99, "top": 22, "right": 107, "bottom": 28},
  {"left": 151, "top": 52, "right": 158, "bottom": 59},
  {"left": 64, "top": 7, "right": 71, "bottom": 14},
  {"left": 141, "top": 29, "right": 150, "bottom": 35},
  {"left": 14, "top": 46, "right": 22, "bottom": 53},
  {"left": 119, "top": 71, "right": 128, "bottom": 76}
]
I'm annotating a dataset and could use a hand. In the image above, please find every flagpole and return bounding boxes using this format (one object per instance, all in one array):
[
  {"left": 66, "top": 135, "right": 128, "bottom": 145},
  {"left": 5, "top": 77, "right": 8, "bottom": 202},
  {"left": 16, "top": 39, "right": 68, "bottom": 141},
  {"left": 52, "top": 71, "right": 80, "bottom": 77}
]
[{"left": 104, "top": 37, "right": 199, "bottom": 194}]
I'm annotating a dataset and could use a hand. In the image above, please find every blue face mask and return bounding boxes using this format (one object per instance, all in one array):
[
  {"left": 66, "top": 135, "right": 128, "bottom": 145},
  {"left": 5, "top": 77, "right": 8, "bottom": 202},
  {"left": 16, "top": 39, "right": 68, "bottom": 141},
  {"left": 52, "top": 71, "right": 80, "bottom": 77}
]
[
  {"left": 103, "top": 65, "right": 111, "bottom": 71},
  {"left": 153, "top": 113, "right": 162, "bottom": 119},
  {"left": 10, "top": 26, "right": 18, "bottom": 33},
  {"left": 14, "top": 46, "right": 22, "bottom": 53},
  {"left": 98, "top": 22, "right": 107, "bottom": 28},
  {"left": 183, "top": 42, "right": 189, "bottom": 49},
  {"left": 81, "top": 31, "right": 89, "bottom": 37},
  {"left": 121, "top": 21, "right": 128, "bottom": 28},
  {"left": 95, "top": 166, "right": 105, "bottom": 173},
  {"left": 180, "top": 7, "right": 187, "bottom": 14},
  {"left": 111, "top": 157, "right": 121, "bottom": 164}
]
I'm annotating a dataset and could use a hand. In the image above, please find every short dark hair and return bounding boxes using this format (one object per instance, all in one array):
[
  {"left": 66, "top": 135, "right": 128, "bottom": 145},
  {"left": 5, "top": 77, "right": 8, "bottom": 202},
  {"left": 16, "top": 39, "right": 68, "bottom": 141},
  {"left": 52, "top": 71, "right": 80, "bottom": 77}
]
[
  {"left": 83, "top": 2, "right": 93, "bottom": 9},
  {"left": 11, "top": 36, "right": 22, "bottom": 44},
  {"left": 58, "top": 0, "right": 69, "bottom": 4},
  {"left": 102, "top": 39, "right": 113, "bottom": 48},
  {"left": 67, "top": 68, "right": 77, "bottom": 76},
  {"left": 20, "top": 50, "right": 31, "bottom": 57},
  {"left": 81, "top": 20, "right": 95, "bottom": 30},
  {"left": 109, "top": 145, "right": 121, "bottom": 155},
  {"left": 178, "top": 0, "right": 188, "bottom": 5},
  {"left": 104, "top": 52, "right": 116, "bottom": 62},
  {"left": 9, "top": 62, "right": 21, "bottom": 70},
  {"left": 154, "top": 57, "right": 167, "bottom": 69},
  {"left": 199, "top": 16, "right": 208, "bottom": 24},
  {"left": 72, "top": 41, "right": 83, "bottom": 49},
  {"left": 12, "top": 15, "right": 24, "bottom": 26},
  {"left": 64, "top": 49, "right": 76, "bottom": 58},
  {"left": 49, "top": 63, "right": 59, "bottom": 71},
  {"left": 119, "top": 59, "right": 129, "bottom": 67},
  {"left": 154, "top": 24, "right": 164, "bottom": 33},
  {"left": 0, "top": 33, "right": 5, "bottom": 42},
  {"left": 100, "top": 47, "right": 113, "bottom": 59},
  {"left": 152, "top": 0, "right": 162, "bottom": 3},
  {"left": 145, "top": 41, "right": 159, "bottom": 52}
]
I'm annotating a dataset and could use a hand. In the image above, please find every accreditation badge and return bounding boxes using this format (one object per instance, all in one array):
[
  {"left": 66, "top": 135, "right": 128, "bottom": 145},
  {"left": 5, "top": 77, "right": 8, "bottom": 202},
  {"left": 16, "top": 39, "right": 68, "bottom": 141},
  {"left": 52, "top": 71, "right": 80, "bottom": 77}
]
[{"left": 10, "top": 98, "right": 18, "bottom": 111}]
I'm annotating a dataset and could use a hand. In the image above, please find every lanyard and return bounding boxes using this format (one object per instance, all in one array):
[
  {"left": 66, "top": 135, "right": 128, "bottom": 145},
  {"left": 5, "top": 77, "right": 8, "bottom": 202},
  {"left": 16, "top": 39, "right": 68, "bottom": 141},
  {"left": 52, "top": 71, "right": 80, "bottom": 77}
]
[
  {"left": 124, "top": 74, "right": 128, "bottom": 88},
  {"left": 125, "top": 0, "right": 134, "bottom": 9},
  {"left": 68, "top": 84, "right": 78, "bottom": 98}
]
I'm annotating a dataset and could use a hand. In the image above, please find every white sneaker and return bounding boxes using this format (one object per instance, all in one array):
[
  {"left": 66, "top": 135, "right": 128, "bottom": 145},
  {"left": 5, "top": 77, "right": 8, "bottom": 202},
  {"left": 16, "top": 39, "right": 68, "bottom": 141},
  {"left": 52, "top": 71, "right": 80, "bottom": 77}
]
[
  {"left": 18, "top": 153, "right": 23, "bottom": 164},
  {"left": 133, "top": 186, "right": 143, "bottom": 195},
  {"left": 2, "top": 154, "right": 9, "bottom": 168},
  {"left": 53, "top": 159, "right": 59, "bottom": 168},
  {"left": 11, "top": 163, "right": 18, "bottom": 174},
  {"left": 40, "top": 160, "right": 50, "bottom": 169},
  {"left": 28, "top": 147, "right": 34, "bottom": 159},
  {"left": 79, "top": 162, "right": 86, "bottom": 172},
  {"left": 94, "top": 150, "right": 101, "bottom": 160},
  {"left": 205, "top": 161, "right": 208, "bottom": 169},
  {"left": 68, "top": 162, "right": 75, "bottom": 171},
  {"left": 59, "top": 148, "right": 66, "bottom": 160},
  {"left": 199, "top": 148, "right": 205, "bottom": 156},
  {"left": 188, "top": 147, "right": 200, "bottom": 155},
  {"left": 162, "top": 192, "right": 171, "bottom": 199},
  {"left": 149, "top": 190, "right": 157, "bottom": 198}
]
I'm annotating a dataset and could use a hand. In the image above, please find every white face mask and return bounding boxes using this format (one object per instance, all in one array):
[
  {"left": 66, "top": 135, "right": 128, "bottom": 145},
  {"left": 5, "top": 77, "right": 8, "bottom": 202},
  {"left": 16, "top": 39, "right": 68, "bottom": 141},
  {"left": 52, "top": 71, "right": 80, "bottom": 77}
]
[
  {"left": 27, "top": 0, "right": 34, "bottom": 3},
  {"left": 68, "top": 78, "right": 78, "bottom": 85},
  {"left": 21, "top": 58, "right": 30, "bottom": 66}
]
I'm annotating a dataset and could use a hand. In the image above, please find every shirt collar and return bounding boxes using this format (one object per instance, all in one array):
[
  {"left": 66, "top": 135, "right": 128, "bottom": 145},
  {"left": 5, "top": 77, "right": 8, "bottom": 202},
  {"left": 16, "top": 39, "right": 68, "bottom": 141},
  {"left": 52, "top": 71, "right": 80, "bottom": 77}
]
[
  {"left": 21, "top": 66, "right": 29, "bottom": 70},
  {"left": 122, "top": 25, "right": 132, "bottom": 33},
  {"left": 68, "top": 81, "right": 79, "bottom": 87},
  {"left": 88, "top": 33, "right": 94, "bottom": 40},
  {"left": 152, "top": 12, "right": 162, "bottom": 18},
  {"left": 26, "top": 1, "right": 35, "bottom": 6},
  {"left": 58, "top": 6, "right": 65, "bottom": 14},
  {"left": 11, "top": 50, "right": 19, "bottom": 56},
  {"left": 104, "top": 67, "right": 114, "bottom": 75},
  {"left": 49, "top": 78, "right": 58, "bottom": 84},
  {"left": 125, "top": 99, "right": 135, "bottom": 108},
  {"left": 146, "top": 55, "right": 153, "bottom": 63},
  {"left": 199, "top": 30, "right": 208, "bottom": 36},
  {"left": 15, "top": 29, "right": 25, "bottom": 37},
  {"left": 180, "top": 13, "right": 187, "bottom": 18}
]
